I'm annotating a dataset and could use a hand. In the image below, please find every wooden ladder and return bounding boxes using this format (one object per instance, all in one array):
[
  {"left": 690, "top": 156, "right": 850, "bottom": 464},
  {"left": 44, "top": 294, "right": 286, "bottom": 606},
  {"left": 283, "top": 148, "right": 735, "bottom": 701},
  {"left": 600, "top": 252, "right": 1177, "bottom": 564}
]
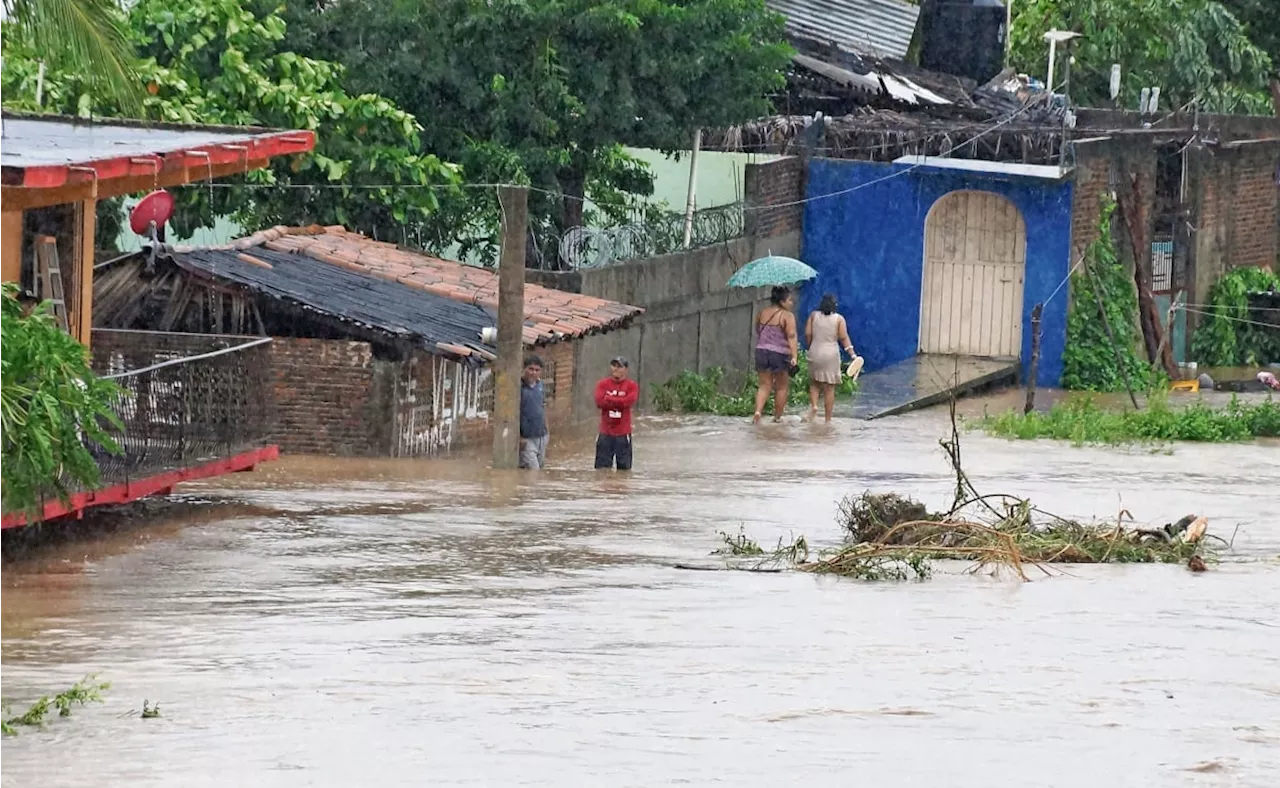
[{"left": 35, "top": 235, "right": 70, "bottom": 332}]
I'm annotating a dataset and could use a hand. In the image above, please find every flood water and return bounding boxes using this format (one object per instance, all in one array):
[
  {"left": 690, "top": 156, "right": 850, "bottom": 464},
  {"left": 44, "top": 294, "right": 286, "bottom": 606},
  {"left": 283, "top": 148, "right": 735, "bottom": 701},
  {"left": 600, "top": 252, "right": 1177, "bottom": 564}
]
[{"left": 3, "top": 400, "right": 1279, "bottom": 787}]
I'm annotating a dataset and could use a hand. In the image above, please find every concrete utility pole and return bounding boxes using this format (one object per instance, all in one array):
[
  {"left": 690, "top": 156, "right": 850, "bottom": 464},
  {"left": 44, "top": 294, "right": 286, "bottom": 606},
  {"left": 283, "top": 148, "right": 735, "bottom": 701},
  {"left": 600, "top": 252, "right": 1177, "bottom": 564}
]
[
  {"left": 681, "top": 129, "right": 702, "bottom": 249},
  {"left": 492, "top": 185, "right": 528, "bottom": 469}
]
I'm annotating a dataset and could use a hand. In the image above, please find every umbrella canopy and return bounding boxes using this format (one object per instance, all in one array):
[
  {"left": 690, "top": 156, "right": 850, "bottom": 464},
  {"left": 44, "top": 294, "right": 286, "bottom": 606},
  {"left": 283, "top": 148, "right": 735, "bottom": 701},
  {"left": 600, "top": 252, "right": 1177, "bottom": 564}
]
[{"left": 727, "top": 254, "right": 817, "bottom": 289}]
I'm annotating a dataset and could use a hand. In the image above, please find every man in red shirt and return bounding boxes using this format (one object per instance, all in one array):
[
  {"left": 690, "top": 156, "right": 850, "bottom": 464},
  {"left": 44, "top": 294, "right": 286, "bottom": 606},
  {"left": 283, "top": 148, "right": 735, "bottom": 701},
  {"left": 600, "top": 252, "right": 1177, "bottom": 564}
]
[{"left": 594, "top": 356, "right": 640, "bottom": 470}]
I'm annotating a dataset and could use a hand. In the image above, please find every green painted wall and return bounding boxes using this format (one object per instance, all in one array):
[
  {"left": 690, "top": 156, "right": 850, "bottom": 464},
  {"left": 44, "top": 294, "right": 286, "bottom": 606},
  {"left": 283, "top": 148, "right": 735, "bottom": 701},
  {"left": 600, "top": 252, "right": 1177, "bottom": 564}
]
[
  {"left": 622, "top": 146, "right": 783, "bottom": 209},
  {"left": 112, "top": 146, "right": 778, "bottom": 259}
]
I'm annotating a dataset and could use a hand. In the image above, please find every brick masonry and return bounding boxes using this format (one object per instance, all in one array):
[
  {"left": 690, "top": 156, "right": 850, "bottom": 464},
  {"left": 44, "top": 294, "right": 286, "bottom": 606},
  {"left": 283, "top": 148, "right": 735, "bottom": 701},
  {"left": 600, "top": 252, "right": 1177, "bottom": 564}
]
[
  {"left": 1071, "top": 142, "right": 1280, "bottom": 273},
  {"left": 1069, "top": 154, "right": 1112, "bottom": 261},
  {"left": 91, "top": 328, "right": 249, "bottom": 370},
  {"left": 744, "top": 157, "right": 804, "bottom": 239},
  {"left": 1216, "top": 147, "right": 1278, "bottom": 272},
  {"left": 1070, "top": 140, "right": 1279, "bottom": 341},
  {"left": 266, "top": 337, "right": 392, "bottom": 456},
  {"left": 538, "top": 341, "right": 576, "bottom": 429},
  {"left": 92, "top": 329, "right": 581, "bottom": 458}
]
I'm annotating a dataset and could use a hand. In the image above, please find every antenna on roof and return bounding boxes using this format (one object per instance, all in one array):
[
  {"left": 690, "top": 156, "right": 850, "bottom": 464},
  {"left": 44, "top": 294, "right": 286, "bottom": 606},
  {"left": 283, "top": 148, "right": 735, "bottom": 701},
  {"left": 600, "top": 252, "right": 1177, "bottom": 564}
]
[
  {"left": 1042, "top": 29, "right": 1081, "bottom": 93},
  {"left": 129, "top": 190, "right": 175, "bottom": 273}
]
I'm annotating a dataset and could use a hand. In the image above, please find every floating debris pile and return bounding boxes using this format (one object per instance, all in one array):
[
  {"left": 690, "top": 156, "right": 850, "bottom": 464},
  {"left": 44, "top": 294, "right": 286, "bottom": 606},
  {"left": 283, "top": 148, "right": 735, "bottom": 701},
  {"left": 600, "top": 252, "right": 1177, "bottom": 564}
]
[
  {"left": 695, "top": 402, "right": 1219, "bottom": 582},
  {"left": 823, "top": 491, "right": 1213, "bottom": 581}
]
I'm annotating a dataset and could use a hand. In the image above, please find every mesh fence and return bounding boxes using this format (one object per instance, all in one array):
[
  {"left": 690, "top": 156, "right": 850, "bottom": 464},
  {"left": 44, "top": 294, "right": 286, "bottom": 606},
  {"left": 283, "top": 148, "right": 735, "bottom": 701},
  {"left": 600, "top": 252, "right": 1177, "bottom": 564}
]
[
  {"left": 535, "top": 202, "right": 745, "bottom": 270},
  {"left": 91, "top": 335, "right": 274, "bottom": 485}
]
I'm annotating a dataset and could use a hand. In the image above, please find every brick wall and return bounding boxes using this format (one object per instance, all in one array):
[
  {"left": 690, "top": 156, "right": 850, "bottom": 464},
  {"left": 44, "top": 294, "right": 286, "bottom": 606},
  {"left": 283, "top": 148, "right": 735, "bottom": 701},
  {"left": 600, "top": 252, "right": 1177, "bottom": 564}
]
[
  {"left": 1223, "top": 147, "right": 1278, "bottom": 271},
  {"left": 94, "top": 330, "right": 585, "bottom": 458},
  {"left": 744, "top": 157, "right": 804, "bottom": 239},
  {"left": 267, "top": 337, "right": 394, "bottom": 456},
  {"left": 1069, "top": 154, "right": 1111, "bottom": 260},
  {"left": 1190, "top": 144, "right": 1279, "bottom": 316},
  {"left": 539, "top": 341, "right": 576, "bottom": 428},
  {"left": 136, "top": 334, "right": 428, "bottom": 457},
  {"left": 91, "top": 328, "right": 249, "bottom": 371},
  {"left": 263, "top": 337, "right": 579, "bottom": 456}
]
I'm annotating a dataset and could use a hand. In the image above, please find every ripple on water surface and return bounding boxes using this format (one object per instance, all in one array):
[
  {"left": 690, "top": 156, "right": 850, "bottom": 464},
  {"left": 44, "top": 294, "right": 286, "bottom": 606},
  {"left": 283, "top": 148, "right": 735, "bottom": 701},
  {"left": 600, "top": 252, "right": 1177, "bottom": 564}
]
[{"left": 3, "top": 406, "right": 1279, "bottom": 787}]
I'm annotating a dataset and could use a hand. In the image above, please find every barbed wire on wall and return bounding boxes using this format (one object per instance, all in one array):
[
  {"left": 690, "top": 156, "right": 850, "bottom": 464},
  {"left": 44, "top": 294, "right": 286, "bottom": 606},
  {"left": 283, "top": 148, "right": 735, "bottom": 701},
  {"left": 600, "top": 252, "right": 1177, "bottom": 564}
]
[{"left": 537, "top": 202, "right": 745, "bottom": 270}]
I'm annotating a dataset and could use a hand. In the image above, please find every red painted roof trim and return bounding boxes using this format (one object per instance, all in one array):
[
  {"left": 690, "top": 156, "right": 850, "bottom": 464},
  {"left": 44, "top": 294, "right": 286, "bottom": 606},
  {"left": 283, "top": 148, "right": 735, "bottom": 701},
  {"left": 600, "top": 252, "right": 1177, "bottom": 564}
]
[
  {"left": 14, "top": 130, "right": 315, "bottom": 190},
  {"left": 1, "top": 445, "right": 279, "bottom": 528}
]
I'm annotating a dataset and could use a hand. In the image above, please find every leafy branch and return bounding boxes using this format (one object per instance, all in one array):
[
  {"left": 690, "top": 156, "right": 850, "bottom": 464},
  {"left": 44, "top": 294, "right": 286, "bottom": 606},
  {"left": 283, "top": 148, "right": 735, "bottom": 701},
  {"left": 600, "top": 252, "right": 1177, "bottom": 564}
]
[
  {"left": 1190, "top": 266, "right": 1280, "bottom": 366},
  {"left": 1, "top": 676, "right": 111, "bottom": 736},
  {"left": 1061, "top": 198, "right": 1154, "bottom": 392},
  {"left": 1, "top": 284, "right": 125, "bottom": 518}
]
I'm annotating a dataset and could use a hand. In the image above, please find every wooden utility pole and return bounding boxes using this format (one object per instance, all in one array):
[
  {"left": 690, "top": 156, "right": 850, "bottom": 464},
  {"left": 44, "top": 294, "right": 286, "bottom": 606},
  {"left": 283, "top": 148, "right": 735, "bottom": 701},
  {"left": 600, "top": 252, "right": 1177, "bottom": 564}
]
[
  {"left": 1024, "top": 303, "right": 1043, "bottom": 414},
  {"left": 492, "top": 185, "right": 528, "bottom": 469}
]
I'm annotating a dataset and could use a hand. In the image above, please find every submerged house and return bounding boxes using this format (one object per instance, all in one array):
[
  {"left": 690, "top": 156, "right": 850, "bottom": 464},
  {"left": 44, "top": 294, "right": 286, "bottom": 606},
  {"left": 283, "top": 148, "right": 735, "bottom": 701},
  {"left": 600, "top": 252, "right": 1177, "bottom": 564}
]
[
  {"left": 95, "top": 226, "right": 643, "bottom": 457},
  {"left": 1, "top": 112, "right": 315, "bottom": 527}
]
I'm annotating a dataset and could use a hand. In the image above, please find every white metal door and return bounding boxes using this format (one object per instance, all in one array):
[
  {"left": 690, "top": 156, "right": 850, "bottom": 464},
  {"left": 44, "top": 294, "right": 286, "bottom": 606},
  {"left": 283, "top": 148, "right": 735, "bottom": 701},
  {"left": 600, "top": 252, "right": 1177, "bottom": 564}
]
[{"left": 919, "top": 190, "right": 1026, "bottom": 358}]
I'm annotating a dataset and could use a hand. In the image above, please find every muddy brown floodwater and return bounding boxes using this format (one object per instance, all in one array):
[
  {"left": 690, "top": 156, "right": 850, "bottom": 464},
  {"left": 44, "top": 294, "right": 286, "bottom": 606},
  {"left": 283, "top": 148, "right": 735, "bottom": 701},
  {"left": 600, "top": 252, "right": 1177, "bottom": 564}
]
[{"left": 3, "top": 400, "right": 1279, "bottom": 787}]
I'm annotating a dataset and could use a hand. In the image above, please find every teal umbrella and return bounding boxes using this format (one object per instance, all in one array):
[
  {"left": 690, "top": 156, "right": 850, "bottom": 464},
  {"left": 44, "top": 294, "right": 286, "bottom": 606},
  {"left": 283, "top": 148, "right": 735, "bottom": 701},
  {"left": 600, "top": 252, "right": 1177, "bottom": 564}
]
[{"left": 727, "top": 254, "right": 817, "bottom": 288}]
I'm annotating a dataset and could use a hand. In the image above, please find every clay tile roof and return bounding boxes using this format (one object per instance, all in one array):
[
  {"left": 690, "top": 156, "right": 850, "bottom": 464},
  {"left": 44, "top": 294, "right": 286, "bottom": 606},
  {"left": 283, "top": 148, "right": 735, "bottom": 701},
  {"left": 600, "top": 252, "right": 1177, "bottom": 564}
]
[{"left": 241, "top": 226, "right": 644, "bottom": 344}]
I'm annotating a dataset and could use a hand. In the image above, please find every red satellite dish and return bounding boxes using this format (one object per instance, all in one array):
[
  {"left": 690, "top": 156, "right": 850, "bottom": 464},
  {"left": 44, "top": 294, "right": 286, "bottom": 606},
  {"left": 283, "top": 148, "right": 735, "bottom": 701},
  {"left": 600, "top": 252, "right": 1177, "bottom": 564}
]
[{"left": 129, "top": 190, "right": 175, "bottom": 236}]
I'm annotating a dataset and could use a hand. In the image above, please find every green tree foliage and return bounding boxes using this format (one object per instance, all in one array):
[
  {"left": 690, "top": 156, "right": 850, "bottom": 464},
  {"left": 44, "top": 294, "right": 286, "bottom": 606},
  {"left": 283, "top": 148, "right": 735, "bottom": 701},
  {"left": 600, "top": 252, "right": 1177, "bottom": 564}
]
[
  {"left": 1, "top": 0, "right": 142, "bottom": 112},
  {"left": 1190, "top": 266, "right": 1280, "bottom": 366},
  {"left": 278, "top": 0, "right": 792, "bottom": 236},
  {"left": 1061, "top": 199, "right": 1154, "bottom": 392},
  {"left": 1, "top": 284, "right": 124, "bottom": 517},
  {"left": 1220, "top": 0, "right": 1280, "bottom": 74},
  {"left": 1010, "top": 0, "right": 1273, "bottom": 114},
  {"left": 1, "top": 0, "right": 464, "bottom": 248}
]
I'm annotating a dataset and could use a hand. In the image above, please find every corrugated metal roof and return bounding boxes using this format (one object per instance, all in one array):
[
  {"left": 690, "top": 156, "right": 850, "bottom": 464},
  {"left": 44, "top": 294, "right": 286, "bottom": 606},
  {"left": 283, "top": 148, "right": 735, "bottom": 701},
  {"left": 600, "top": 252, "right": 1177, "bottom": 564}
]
[
  {"left": 792, "top": 53, "right": 952, "bottom": 106},
  {"left": 170, "top": 246, "right": 501, "bottom": 361},
  {"left": 0, "top": 114, "right": 298, "bottom": 170},
  {"left": 895, "top": 156, "right": 1072, "bottom": 181},
  {"left": 252, "top": 226, "right": 645, "bottom": 345},
  {"left": 768, "top": 0, "right": 921, "bottom": 59}
]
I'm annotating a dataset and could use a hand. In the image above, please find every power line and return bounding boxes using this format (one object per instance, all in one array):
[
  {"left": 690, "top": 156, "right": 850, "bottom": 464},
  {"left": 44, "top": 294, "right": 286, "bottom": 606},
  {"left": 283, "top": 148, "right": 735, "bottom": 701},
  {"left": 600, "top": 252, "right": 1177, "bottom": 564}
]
[
  {"left": 1181, "top": 306, "right": 1279, "bottom": 331},
  {"left": 162, "top": 88, "right": 1224, "bottom": 220},
  {"left": 163, "top": 94, "right": 1057, "bottom": 216}
]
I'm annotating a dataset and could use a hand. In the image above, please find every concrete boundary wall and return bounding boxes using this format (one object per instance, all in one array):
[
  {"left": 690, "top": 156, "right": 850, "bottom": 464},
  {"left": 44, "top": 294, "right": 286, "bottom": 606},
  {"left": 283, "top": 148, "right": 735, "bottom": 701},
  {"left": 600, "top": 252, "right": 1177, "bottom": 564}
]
[{"left": 531, "top": 156, "right": 806, "bottom": 408}]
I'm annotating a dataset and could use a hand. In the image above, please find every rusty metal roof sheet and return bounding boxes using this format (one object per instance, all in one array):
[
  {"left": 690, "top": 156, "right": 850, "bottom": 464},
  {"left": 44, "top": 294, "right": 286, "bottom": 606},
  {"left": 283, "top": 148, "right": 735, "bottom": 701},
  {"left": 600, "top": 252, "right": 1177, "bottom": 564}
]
[
  {"left": 181, "top": 225, "right": 644, "bottom": 346},
  {"left": 170, "top": 246, "right": 500, "bottom": 361},
  {"left": 768, "top": 0, "right": 921, "bottom": 59}
]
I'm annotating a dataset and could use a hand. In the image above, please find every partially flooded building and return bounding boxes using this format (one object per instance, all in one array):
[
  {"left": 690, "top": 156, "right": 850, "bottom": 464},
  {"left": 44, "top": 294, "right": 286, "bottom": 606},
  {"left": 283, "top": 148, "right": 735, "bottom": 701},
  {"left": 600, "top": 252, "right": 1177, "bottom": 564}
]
[
  {"left": 0, "top": 112, "right": 315, "bottom": 527},
  {"left": 94, "top": 226, "right": 642, "bottom": 457},
  {"left": 698, "top": 17, "right": 1280, "bottom": 393}
]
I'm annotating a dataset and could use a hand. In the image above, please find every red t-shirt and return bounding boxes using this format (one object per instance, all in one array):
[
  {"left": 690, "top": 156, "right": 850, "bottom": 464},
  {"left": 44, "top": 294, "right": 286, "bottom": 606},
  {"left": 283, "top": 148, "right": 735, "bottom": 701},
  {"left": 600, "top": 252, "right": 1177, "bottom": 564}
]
[{"left": 595, "top": 377, "right": 639, "bottom": 436}]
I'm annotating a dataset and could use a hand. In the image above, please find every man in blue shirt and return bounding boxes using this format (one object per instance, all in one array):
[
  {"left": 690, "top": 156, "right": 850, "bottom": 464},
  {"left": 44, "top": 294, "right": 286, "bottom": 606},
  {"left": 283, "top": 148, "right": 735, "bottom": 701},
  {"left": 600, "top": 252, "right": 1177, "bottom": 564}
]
[{"left": 518, "top": 355, "right": 549, "bottom": 469}]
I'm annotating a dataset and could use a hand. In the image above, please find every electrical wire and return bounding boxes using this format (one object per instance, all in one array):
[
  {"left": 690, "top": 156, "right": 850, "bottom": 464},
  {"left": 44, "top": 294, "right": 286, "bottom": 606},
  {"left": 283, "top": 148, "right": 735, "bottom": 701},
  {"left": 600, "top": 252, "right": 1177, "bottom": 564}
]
[
  {"left": 1177, "top": 304, "right": 1280, "bottom": 330},
  {"left": 155, "top": 86, "right": 1223, "bottom": 231},
  {"left": 163, "top": 93, "right": 1060, "bottom": 216}
]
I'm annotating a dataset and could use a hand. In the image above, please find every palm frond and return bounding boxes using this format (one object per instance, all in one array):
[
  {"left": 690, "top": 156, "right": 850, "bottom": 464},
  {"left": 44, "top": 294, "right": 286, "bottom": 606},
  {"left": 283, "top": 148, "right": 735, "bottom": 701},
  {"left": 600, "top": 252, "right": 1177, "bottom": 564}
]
[{"left": 5, "top": 0, "right": 143, "bottom": 115}]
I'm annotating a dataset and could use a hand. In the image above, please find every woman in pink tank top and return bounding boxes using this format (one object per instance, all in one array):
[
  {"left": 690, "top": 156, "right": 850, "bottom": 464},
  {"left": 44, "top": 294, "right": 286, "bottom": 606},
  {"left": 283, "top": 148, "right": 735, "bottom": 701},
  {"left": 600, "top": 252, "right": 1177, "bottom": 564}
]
[{"left": 753, "top": 286, "right": 798, "bottom": 424}]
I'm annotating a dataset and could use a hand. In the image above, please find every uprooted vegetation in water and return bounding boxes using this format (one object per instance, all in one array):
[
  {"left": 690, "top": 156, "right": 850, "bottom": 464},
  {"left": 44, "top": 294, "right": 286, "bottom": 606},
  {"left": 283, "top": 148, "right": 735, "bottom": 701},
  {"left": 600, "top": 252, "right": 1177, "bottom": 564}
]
[
  {"left": 2, "top": 677, "right": 110, "bottom": 735},
  {"left": 700, "top": 401, "right": 1219, "bottom": 581},
  {"left": 832, "top": 491, "right": 1213, "bottom": 577}
]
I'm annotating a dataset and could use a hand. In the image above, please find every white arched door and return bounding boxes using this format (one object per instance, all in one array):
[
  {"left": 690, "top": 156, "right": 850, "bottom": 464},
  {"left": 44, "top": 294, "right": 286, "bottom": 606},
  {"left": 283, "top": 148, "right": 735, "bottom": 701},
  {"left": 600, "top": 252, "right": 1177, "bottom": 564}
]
[{"left": 919, "top": 190, "right": 1026, "bottom": 358}]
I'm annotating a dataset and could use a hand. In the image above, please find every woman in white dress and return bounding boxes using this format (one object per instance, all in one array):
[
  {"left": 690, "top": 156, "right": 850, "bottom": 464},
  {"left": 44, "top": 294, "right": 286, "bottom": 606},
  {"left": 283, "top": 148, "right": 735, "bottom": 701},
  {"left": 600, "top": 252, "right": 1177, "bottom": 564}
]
[{"left": 804, "top": 293, "right": 856, "bottom": 422}]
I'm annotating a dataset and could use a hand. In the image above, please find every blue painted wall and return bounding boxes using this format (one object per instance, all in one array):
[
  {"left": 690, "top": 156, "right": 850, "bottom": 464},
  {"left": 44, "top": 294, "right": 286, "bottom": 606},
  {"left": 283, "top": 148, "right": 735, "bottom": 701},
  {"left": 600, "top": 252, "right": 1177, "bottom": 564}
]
[{"left": 801, "top": 159, "right": 1074, "bottom": 387}]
